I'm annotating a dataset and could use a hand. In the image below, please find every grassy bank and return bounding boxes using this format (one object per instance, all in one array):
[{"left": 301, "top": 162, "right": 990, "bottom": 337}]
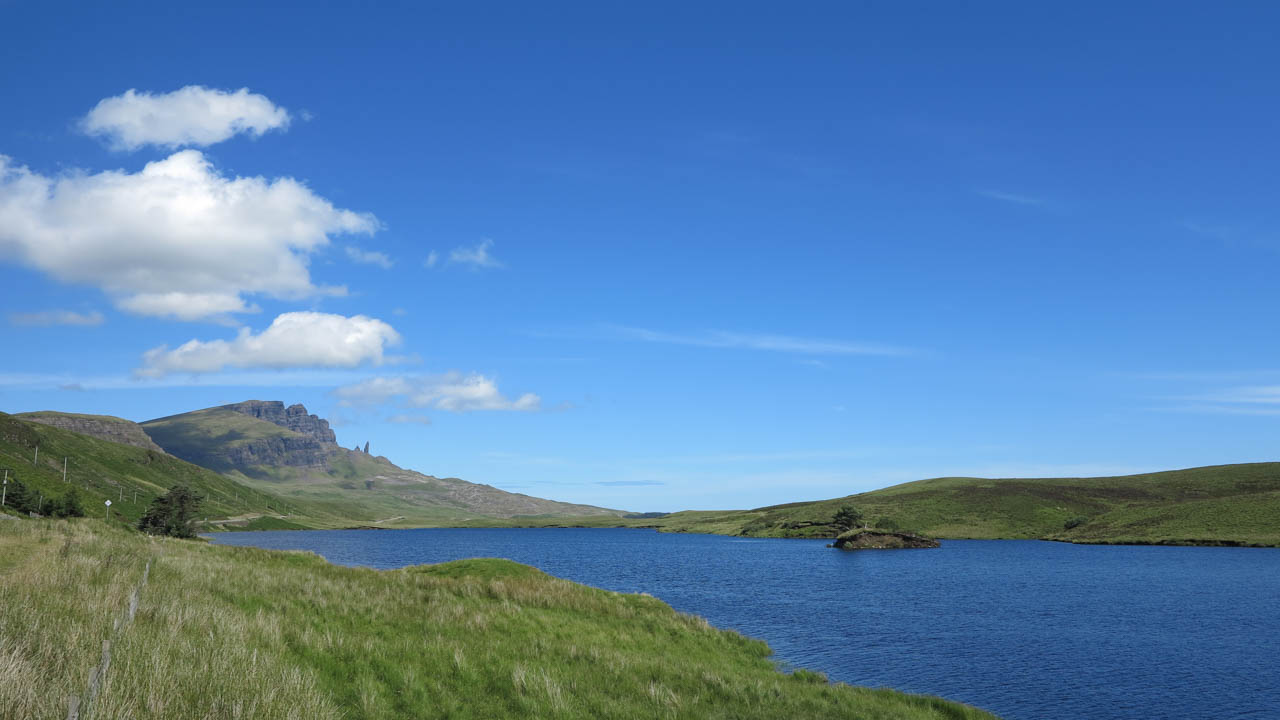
[
  {"left": 0, "top": 517, "right": 996, "bottom": 719},
  {"left": 467, "top": 463, "right": 1280, "bottom": 546}
]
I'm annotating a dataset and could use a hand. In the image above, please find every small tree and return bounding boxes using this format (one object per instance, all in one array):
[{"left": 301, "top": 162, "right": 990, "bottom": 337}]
[
  {"left": 53, "top": 489, "right": 85, "bottom": 518},
  {"left": 832, "top": 504, "right": 865, "bottom": 532},
  {"left": 138, "top": 485, "right": 203, "bottom": 538}
]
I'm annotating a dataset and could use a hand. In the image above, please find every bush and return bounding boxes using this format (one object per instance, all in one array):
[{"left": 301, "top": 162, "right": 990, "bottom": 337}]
[
  {"left": 874, "top": 517, "right": 901, "bottom": 531},
  {"left": 138, "top": 485, "right": 203, "bottom": 538},
  {"left": 831, "top": 505, "right": 864, "bottom": 532},
  {"left": 1063, "top": 516, "right": 1089, "bottom": 530}
]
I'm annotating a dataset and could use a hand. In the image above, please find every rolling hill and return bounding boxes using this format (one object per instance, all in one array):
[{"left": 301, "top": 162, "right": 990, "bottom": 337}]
[
  {"left": 634, "top": 463, "right": 1280, "bottom": 546},
  {"left": 140, "top": 400, "right": 622, "bottom": 525},
  {"left": 0, "top": 411, "right": 314, "bottom": 528}
]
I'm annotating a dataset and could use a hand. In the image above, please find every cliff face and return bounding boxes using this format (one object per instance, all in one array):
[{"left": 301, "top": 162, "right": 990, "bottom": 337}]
[
  {"left": 222, "top": 401, "right": 337, "bottom": 445},
  {"left": 17, "top": 412, "right": 166, "bottom": 453}
]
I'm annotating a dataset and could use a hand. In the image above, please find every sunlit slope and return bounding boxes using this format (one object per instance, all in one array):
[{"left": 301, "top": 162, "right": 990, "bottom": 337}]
[
  {"left": 141, "top": 403, "right": 623, "bottom": 524},
  {"left": 0, "top": 412, "right": 316, "bottom": 527},
  {"left": 0, "top": 518, "right": 999, "bottom": 720},
  {"left": 643, "top": 463, "right": 1280, "bottom": 546}
]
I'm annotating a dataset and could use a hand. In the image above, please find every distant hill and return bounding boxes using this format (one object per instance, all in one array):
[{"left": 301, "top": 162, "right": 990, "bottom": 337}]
[
  {"left": 141, "top": 400, "right": 622, "bottom": 524},
  {"left": 0, "top": 411, "right": 309, "bottom": 527},
  {"left": 16, "top": 411, "right": 166, "bottom": 453},
  {"left": 638, "top": 463, "right": 1280, "bottom": 546}
]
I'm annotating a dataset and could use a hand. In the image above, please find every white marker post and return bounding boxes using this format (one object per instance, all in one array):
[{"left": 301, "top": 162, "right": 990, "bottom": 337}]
[
  {"left": 104, "top": 499, "right": 112, "bottom": 521},
  {"left": 2, "top": 470, "right": 7, "bottom": 507}
]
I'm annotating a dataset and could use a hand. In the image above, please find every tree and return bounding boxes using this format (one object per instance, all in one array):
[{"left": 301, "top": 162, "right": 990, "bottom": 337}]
[
  {"left": 4, "top": 478, "right": 33, "bottom": 514},
  {"left": 53, "top": 489, "right": 85, "bottom": 518},
  {"left": 363, "top": 441, "right": 370, "bottom": 454},
  {"left": 832, "top": 504, "right": 865, "bottom": 532},
  {"left": 138, "top": 485, "right": 203, "bottom": 538}
]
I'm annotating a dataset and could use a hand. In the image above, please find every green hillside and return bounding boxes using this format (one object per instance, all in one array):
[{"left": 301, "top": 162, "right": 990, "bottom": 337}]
[
  {"left": 0, "top": 517, "right": 997, "bottom": 720},
  {"left": 632, "top": 463, "right": 1280, "bottom": 546},
  {"left": 141, "top": 402, "right": 623, "bottom": 526},
  {"left": 0, "top": 412, "right": 319, "bottom": 527}
]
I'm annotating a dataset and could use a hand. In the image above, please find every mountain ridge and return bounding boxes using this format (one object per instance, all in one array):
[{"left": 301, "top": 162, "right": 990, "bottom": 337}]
[{"left": 139, "top": 400, "right": 623, "bottom": 522}]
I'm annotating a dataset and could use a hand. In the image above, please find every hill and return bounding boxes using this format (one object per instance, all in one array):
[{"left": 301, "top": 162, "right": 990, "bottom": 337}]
[
  {"left": 0, "top": 517, "right": 996, "bottom": 720},
  {"left": 0, "top": 411, "right": 317, "bottom": 528},
  {"left": 16, "top": 410, "right": 167, "bottom": 453},
  {"left": 634, "top": 463, "right": 1280, "bottom": 546},
  {"left": 141, "top": 400, "right": 622, "bottom": 525}
]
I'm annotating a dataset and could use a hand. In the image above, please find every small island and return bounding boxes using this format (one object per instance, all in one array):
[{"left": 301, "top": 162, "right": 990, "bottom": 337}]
[
  {"left": 831, "top": 529, "right": 941, "bottom": 550},
  {"left": 825, "top": 505, "right": 941, "bottom": 549}
]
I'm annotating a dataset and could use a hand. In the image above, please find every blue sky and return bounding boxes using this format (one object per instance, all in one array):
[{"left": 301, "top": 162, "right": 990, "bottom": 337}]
[{"left": 3, "top": 2, "right": 1280, "bottom": 511}]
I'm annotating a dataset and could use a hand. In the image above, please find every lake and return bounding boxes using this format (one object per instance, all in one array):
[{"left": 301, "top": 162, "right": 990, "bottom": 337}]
[{"left": 209, "top": 528, "right": 1280, "bottom": 720}]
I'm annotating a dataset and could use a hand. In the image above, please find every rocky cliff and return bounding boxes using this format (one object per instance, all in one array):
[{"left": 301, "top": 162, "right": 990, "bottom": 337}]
[
  {"left": 17, "top": 412, "right": 166, "bottom": 453},
  {"left": 222, "top": 401, "right": 337, "bottom": 446}
]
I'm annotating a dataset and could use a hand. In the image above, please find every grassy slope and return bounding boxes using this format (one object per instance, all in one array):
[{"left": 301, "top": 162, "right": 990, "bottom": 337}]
[
  {"left": 143, "top": 407, "right": 622, "bottom": 525},
  {"left": 0, "top": 412, "right": 328, "bottom": 527},
  {"left": 622, "top": 463, "right": 1280, "bottom": 546},
  {"left": 140, "top": 407, "right": 303, "bottom": 473},
  {"left": 0, "top": 517, "right": 997, "bottom": 720}
]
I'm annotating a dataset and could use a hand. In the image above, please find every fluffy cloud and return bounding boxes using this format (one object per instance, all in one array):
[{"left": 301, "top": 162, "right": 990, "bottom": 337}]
[
  {"left": 81, "top": 86, "right": 291, "bottom": 150},
  {"left": 0, "top": 150, "right": 377, "bottom": 321},
  {"left": 345, "top": 246, "right": 394, "bottom": 269},
  {"left": 137, "top": 311, "right": 400, "bottom": 377},
  {"left": 8, "top": 309, "right": 104, "bottom": 327},
  {"left": 449, "top": 239, "right": 502, "bottom": 269},
  {"left": 334, "top": 372, "right": 540, "bottom": 412}
]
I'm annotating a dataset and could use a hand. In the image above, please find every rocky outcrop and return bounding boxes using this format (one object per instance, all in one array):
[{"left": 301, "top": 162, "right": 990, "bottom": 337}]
[
  {"left": 223, "top": 401, "right": 337, "bottom": 446},
  {"left": 223, "top": 434, "right": 332, "bottom": 469},
  {"left": 830, "top": 530, "right": 940, "bottom": 550},
  {"left": 17, "top": 412, "right": 166, "bottom": 453}
]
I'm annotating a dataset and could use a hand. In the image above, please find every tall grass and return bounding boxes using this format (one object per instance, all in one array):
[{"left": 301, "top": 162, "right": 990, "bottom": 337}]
[{"left": 0, "top": 518, "right": 998, "bottom": 719}]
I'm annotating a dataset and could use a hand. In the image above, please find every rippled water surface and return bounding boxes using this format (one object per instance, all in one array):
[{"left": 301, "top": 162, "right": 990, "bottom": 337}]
[{"left": 210, "top": 528, "right": 1280, "bottom": 719}]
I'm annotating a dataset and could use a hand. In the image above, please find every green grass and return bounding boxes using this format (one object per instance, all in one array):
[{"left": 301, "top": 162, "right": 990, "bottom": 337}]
[
  {"left": 621, "top": 463, "right": 1280, "bottom": 546},
  {"left": 0, "top": 517, "right": 998, "bottom": 720}
]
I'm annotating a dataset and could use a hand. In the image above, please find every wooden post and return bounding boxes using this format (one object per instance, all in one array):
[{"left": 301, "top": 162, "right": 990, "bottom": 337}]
[
  {"left": 2, "top": 470, "right": 7, "bottom": 507},
  {"left": 33, "top": 445, "right": 38, "bottom": 465},
  {"left": 63, "top": 457, "right": 68, "bottom": 482}
]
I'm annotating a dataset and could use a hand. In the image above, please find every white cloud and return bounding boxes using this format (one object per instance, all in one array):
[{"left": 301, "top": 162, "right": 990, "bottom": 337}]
[
  {"left": 449, "top": 239, "right": 501, "bottom": 269},
  {"left": 976, "top": 189, "right": 1044, "bottom": 206},
  {"left": 8, "top": 309, "right": 104, "bottom": 327},
  {"left": 137, "top": 311, "right": 401, "bottom": 377},
  {"left": 335, "top": 372, "right": 540, "bottom": 412},
  {"left": 598, "top": 325, "right": 911, "bottom": 356},
  {"left": 81, "top": 86, "right": 290, "bottom": 151},
  {"left": 424, "top": 250, "right": 439, "bottom": 268},
  {"left": 387, "top": 414, "right": 433, "bottom": 425},
  {"left": 0, "top": 150, "right": 377, "bottom": 321},
  {"left": 345, "top": 246, "right": 394, "bottom": 269}
]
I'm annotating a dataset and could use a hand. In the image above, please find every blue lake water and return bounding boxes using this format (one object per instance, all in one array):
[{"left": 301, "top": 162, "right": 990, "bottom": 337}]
[{"left": 209, "top": 528, "right": 1280, "bottom": 719}]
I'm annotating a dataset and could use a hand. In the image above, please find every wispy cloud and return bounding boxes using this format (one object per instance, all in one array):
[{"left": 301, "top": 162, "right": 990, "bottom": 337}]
[
  {"left": 423, "top": 250, "right": 439, "bottom": 268},
  {"left": 595, "top": 480, "right": 664, "bottom": 487},
  {"left": 387, "top": 413, "right": 432, "bottom": 425},
  {"left": 449, "top": 239, "right": 502, "bottom": 269},
  {"left": 8, "top": 309, "right": 104, "bottom": 327},
  {"left": 976, "top": 189, "right": 1045, "bottom": 206},
  {"left": 590, "top": 325, "right": 912, "bottom": 356},
  {"left": 345, "top": 246, "right": 394, "bottom": 269}
]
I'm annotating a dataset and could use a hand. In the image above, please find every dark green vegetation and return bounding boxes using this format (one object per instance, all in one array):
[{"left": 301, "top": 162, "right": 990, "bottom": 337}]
[
  {"left": 0, "top": 518, "right": 997, "bottom": 720},
  {"left": 137, "top": 485, "right": 203, "bottom": 538},
  {"left": 629, "top": 463, "right": 1280, "bottom": 546},
  {"left": 141, "top": 401, "right": 622, "bottom": 526},
  {"left": 832, "top": 530, "right": 940, "bottom": 550}
]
